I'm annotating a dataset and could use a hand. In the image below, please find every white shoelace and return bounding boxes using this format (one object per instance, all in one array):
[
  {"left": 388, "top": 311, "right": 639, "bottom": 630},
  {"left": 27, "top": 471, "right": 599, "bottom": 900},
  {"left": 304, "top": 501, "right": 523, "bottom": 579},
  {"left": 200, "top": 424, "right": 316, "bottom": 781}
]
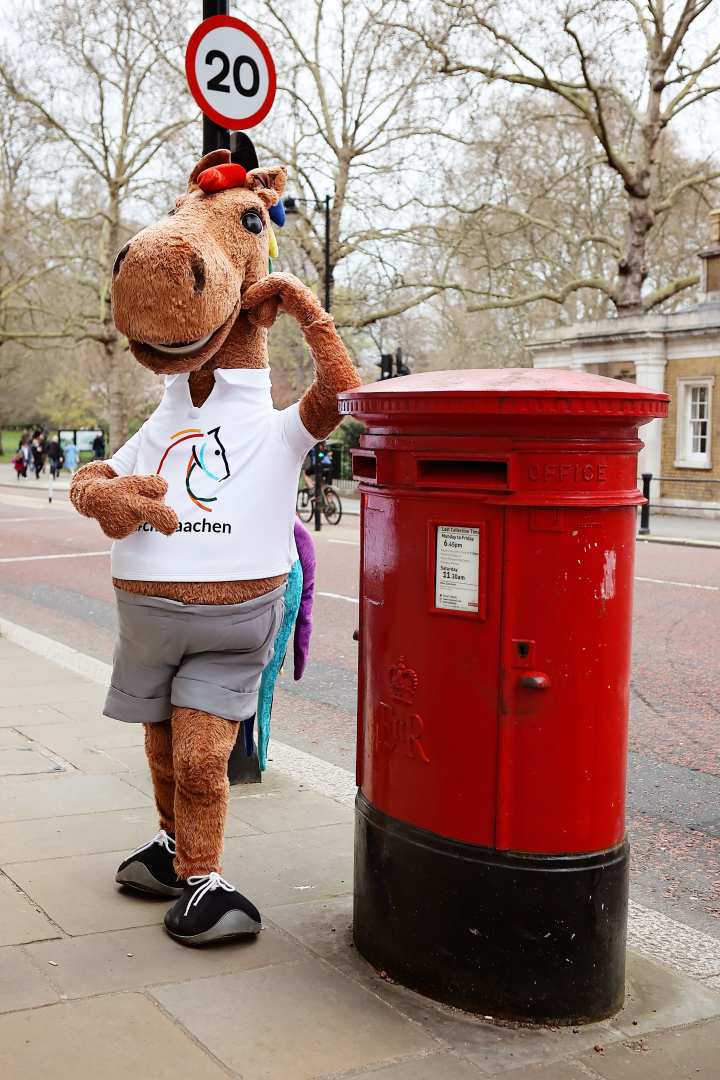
[
  {"left": 129, "top": 829, "right": 176, "bottom": 859},
  {"left": 184, "top": 872, "right": 235, "bottom": 917}
]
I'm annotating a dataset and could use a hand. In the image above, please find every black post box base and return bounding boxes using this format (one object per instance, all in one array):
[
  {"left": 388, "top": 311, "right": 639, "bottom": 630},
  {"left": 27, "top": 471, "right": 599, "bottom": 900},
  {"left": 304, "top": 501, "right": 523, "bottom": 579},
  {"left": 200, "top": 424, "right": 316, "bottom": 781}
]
[{"left": 353, "top": 793, "right": 629, "bottom": 1025}]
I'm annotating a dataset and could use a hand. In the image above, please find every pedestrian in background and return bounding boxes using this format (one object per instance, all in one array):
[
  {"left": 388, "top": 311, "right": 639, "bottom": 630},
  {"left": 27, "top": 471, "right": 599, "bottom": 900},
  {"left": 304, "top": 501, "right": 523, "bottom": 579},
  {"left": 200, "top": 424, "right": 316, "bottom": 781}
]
[
  {"left": 31, "top": 429, "right": 46, "bottom": 479},
  {"left": 19, "top": 433, "right": 33, "bottom": 477},
  {"left": 62, "top": 440, "right": 79, "bottom": 473},
  {"left": 12, "top": 447, "right": 27, "bottom": 479},
  {"left": 92, "top": 432, "right": 105, "bottom": 459},
  {"left": 46, "top": 437, "right": 64, "bottom": 479}
]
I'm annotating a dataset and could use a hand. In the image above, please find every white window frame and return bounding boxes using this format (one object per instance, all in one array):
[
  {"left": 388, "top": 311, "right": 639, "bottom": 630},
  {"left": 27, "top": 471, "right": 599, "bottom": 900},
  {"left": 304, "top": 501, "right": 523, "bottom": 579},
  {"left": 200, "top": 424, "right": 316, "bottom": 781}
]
[{"left": 674, "top": 376, "right": 714, "bottom": 469}]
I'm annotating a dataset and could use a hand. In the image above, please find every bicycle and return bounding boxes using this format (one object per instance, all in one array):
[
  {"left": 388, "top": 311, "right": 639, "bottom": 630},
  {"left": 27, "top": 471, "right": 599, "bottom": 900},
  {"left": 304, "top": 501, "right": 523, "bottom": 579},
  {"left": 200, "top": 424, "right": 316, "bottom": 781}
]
[{"left": 296, "top": 481, "right": 343, "bottom": 525}]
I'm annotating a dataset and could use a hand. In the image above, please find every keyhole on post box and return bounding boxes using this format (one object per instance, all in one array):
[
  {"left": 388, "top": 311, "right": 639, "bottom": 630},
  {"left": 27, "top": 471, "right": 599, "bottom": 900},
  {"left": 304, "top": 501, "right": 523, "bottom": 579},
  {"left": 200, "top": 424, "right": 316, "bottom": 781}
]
[{"left": 517, "top": 642, "right": 530, "bottom": 658}]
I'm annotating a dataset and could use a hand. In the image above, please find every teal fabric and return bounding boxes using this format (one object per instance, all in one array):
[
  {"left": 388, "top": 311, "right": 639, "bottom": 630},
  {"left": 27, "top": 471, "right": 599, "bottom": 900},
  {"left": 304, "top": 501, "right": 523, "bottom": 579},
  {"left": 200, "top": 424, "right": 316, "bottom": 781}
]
[{"left": 257, "top": 559, "right": 303, "bottom": 770}]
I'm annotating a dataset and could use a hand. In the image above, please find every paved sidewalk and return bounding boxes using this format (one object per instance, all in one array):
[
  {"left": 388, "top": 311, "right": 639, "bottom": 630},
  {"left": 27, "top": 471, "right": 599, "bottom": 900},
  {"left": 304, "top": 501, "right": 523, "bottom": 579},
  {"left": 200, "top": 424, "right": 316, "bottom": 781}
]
[
  {"left": 1, "top": 637, "right": 720, "bottom": 1079},
  {"left": 0, "top": 462, "right": 72, "bottom": 491}
]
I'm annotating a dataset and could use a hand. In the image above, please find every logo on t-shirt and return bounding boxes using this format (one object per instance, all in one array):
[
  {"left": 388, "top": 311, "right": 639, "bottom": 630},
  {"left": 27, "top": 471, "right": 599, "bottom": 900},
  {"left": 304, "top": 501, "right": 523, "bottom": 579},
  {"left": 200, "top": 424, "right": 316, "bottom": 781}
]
[{"left": 156, "top": 426, "right": 230, "bottom": 512}]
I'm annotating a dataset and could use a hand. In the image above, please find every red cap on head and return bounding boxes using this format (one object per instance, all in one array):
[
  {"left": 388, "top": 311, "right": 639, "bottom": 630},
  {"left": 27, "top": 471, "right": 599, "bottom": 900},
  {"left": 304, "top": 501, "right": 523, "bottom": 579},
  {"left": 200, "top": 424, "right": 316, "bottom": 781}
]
[{"left": 197, "top": 163, "right": 248, "bottom": 193}]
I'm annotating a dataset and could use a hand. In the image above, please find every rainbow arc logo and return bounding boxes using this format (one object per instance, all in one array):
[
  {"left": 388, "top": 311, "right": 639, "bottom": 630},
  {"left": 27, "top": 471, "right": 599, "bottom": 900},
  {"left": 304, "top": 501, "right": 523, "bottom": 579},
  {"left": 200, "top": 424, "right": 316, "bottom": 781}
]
[{"left": 156, "top": 426, "right": 230, "bottom": 512}]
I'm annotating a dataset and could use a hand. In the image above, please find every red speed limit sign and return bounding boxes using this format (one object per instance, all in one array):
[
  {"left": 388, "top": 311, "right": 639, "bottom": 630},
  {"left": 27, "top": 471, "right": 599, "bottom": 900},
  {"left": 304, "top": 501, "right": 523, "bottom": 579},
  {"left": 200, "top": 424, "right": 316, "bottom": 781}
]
[{"left": 185, "top": 15, "right": 276, "bottom": 130}]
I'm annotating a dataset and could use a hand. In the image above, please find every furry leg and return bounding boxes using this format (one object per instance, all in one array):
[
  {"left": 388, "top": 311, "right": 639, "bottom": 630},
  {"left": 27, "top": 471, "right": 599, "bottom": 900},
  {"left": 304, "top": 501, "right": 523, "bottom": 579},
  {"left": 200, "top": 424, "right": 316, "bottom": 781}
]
[
  {"left": 144, "top": 720, "right": 175, "bottom": 834},
  {"left": 171, "top": 706, "right": 238, "bottom": 879}
]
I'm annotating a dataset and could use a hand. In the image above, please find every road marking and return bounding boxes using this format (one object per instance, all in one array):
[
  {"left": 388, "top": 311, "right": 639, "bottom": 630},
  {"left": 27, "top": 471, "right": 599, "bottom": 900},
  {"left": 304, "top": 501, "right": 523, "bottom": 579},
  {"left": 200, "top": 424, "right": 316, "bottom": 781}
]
[
  {"left": 635, "top": 576, "right": 719, "bottom": 592},
  {"left": 327, "top": 539, "right": 360, "bottom": 546},
  {"left": 0, "top": 550, "right": 110, "bottom": 564},
  {"left": 317, "top": 591, "right": 359, "bottom": 604}
]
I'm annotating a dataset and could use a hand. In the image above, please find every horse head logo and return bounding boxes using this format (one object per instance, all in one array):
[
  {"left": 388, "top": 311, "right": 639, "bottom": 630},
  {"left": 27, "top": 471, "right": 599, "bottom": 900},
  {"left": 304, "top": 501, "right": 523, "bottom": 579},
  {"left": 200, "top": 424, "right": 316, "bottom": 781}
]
[{"left": 157, "top": 426, "right": 230, "bottom": 512}]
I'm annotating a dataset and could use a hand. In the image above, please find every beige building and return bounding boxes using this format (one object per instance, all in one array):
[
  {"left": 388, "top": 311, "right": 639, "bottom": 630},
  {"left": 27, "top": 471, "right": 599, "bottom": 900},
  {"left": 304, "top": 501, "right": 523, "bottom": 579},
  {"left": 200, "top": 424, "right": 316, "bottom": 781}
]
[{"left": 529, "top": 214, "right": 720, "bottom": 516}]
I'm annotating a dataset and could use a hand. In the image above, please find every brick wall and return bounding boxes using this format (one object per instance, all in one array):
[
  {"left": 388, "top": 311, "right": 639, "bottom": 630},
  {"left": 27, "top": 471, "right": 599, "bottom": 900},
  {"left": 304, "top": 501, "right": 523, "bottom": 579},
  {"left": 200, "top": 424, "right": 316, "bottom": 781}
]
[{"left": 660, "top": 356, "right": 720, "bottom": 503}]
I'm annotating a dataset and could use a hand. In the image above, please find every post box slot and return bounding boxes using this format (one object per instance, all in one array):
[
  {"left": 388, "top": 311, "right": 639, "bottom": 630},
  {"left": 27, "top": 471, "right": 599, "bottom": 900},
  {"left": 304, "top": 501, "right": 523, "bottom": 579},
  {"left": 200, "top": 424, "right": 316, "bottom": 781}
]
[
  {"left": 352, "top": 454, "right": 377, "bottom": 480},
  {"left": 417, "top": 459, "right": 508, "bottom": 489}
]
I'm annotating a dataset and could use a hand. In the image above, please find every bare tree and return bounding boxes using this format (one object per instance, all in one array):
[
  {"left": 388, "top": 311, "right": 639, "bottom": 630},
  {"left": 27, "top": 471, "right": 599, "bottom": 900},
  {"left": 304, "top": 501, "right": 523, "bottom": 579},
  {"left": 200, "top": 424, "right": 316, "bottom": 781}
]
[
  {"left": 0, "top": 0, "right": 195, "bottom": 450},
  {"left": 405, "top": 0, "right": 720, "bottom": 315},
  {"left": 252, "top": 0, "right": 469, "bottom": 329}
]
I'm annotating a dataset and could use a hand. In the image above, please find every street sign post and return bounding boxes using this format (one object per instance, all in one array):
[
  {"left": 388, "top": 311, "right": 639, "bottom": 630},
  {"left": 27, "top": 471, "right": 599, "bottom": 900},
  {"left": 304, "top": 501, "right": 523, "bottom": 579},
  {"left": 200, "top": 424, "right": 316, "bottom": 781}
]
[
  {"left": 186, "top": 15, "right": 276, "bottom": 132},
  {"left": 189, "top": 7, "right": 276, "bottom": 785}
]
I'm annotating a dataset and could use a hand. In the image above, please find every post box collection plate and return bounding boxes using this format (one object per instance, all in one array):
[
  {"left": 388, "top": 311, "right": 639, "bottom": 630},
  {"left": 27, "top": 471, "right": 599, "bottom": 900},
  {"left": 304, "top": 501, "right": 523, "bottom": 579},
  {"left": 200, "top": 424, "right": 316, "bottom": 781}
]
[
  {"left": 434, "top": 525, "right": 480, "bottom": 611},
  {"left": 339, "top": 369, "right": 668, "bottom": 1026}
]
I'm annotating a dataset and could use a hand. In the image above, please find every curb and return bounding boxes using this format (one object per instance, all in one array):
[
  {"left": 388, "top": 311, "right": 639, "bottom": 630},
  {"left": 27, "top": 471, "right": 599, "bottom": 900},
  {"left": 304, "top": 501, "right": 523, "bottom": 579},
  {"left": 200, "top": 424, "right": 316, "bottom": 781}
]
[
  {"left": 1, "top": 614, "right": 720, "bottom": 987},
  {"left": 637, "top": 535, "right": 720, "bottom": 549}
]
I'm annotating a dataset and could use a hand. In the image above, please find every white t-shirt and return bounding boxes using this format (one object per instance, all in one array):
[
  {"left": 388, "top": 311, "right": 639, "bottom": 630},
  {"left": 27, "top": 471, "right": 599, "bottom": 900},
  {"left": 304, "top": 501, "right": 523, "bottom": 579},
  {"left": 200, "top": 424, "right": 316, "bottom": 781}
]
[{"left": 106, "top": 368, "right": 317, "bottom": 582}]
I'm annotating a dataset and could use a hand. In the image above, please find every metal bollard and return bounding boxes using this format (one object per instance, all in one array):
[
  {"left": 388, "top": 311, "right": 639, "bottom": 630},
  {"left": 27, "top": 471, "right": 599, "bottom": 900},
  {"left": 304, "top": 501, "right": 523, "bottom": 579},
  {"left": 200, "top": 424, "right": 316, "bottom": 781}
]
[{"left": 638, "top": 473, "right": 652, "bottom": 535}]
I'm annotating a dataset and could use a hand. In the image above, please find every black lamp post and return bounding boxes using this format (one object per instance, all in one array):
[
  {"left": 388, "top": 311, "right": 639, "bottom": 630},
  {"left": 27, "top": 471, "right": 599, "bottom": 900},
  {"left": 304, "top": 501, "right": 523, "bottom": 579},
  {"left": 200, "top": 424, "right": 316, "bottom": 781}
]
[{"left": 284, "top": 193, "right": 333, "bottom": 534}]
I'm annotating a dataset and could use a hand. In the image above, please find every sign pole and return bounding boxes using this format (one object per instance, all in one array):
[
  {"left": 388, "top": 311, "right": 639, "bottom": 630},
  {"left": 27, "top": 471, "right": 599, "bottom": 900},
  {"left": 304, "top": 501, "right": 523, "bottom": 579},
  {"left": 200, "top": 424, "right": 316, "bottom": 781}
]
[
  {"left": 202, "top": 1, "right": 230, "bottom": 154},
  {"left": 188, "top": 3, "right": 277, "bottom": 787}
]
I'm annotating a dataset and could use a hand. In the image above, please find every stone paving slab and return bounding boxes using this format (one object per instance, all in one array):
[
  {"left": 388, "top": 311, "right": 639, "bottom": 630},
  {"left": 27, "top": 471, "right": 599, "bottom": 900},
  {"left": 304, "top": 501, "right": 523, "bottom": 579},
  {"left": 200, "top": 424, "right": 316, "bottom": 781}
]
[
  {"left": 0, "top": 805, "right": 165, "bottom": 863},
  {"left": 0, "top": 873, "right": 58, "bottom": 947},
  {"left": 1, "top": 681, "right": 105, "bottom": 708},
  {"left": 26, "top": 922, "right": 305, "bottom": 999},
  {"left": 0, "top": 772, "right": 150, "bottom": 822},
  {"left": 0, "top": 728, "right": 34, "bottom": 748},
  {"left": 4, "top": 849, "right": 173, "bottom": 935},
  {"left": 152, "top": 959, "right": 438, "bottom": 1080},
  {"left": 354, "top": 1056, "right": 486, "bottom": 1079},
  {"left": 491, "top": 1016, "right": 720, "bottom": 1078},
  {"left": 0, "top": 746, "right": 63, "bottom": 776},
  {"left": 0, "top": 703, "right": 79, "bottom": 728},
  {"left": 0, "top": 947, "right": 59, "bottom": 1013},
  {"left": 12, "top": 722, "right": 139, "bottom": 775},
  {"left": 0, "top": 993, "right": 228, "bottom": 1079},
  {"left": 0, "top": 806, "right": 257, "bottom": 865},
  {"left": 222, "top": 822, "right": 354, "bottom": 907},
  {"left": 227, "top": 789, "right": 354, "bottom": 833}
]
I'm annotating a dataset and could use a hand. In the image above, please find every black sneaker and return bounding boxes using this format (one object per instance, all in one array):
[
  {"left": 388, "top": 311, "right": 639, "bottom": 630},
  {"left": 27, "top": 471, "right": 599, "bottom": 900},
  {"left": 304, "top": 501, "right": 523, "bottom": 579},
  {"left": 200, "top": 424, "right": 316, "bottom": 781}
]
[
  {"left": 164, "top": 873, "right": 262, "bottom": 945},
  {"left": 115, "top": 830, "right": 184, "bottom": 897}
]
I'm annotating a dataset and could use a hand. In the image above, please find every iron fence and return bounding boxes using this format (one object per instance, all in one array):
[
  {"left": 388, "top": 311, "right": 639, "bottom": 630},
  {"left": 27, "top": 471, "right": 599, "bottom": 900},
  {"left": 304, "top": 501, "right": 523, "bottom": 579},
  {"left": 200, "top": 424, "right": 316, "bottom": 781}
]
[{"left": 638, "top": 472, "right": 720, "bottom": 535}]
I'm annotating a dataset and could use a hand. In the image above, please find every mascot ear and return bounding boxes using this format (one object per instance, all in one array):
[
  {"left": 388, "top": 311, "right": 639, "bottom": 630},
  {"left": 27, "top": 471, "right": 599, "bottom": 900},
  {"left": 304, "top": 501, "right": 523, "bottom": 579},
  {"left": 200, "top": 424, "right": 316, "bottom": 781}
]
[
  {"left": 246, "top": 165, "right": 287, "bottom": 207},
  {"left": 188, "top": 149, "right": 231, "bottom": 191}
]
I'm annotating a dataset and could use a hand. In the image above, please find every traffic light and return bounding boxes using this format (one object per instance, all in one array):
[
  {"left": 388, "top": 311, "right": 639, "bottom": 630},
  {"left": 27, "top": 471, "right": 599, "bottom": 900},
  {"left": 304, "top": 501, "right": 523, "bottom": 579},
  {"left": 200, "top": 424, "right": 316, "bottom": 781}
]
[
  {"left": 376, "top": 349, "right": 410, "bottom": 380},
  {"left": 377, "top": 353, "right": 394, "bottom": 380}
]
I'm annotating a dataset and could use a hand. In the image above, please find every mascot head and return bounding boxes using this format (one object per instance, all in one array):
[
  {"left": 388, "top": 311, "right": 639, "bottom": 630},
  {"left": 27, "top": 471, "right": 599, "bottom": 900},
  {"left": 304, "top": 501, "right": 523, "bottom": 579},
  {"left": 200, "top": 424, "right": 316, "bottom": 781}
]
[{"left": 111, "top": 148, "right": 286, "bottom": 374}]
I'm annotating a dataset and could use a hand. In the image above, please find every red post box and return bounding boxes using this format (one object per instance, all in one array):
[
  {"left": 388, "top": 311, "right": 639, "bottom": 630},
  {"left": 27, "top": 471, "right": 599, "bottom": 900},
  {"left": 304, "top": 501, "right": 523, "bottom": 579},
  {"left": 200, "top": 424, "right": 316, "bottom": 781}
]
[{"left": 338, "top": 369, "right": 668, "bottom": 1025}]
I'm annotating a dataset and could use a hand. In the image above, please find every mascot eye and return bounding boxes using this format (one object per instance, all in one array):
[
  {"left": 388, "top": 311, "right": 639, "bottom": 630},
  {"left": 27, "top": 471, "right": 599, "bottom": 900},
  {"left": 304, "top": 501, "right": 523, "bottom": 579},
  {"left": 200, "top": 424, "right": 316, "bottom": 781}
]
[
  {"left": 215, "top": 449, "right": 221, "bottom": 455},
  {"left": 241, "top": 211, "right": 264, "bottom": 235}
]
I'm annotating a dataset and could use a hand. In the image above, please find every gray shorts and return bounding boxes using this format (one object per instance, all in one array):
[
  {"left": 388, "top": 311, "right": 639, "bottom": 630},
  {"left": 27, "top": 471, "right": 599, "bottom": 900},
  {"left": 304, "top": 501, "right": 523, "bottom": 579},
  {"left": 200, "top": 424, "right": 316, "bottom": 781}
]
[{"left": 105, "top": 585, "right": 285, "bottom": 725}]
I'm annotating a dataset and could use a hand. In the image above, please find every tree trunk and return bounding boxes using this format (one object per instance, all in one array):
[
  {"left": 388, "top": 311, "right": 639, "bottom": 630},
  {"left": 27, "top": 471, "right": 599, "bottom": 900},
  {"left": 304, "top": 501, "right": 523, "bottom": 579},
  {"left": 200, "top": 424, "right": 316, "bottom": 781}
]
[
  {"left": 613, "top": 192, "right": 654, "bottom": 315},
  {"left": 100, "top": 190, "right": 127, "bottom": 453}
]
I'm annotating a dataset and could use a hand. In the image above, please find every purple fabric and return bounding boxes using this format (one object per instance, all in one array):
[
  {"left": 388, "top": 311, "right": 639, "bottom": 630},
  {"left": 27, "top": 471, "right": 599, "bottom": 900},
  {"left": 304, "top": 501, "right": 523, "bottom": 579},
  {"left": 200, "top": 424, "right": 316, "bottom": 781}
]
[{"left": 293, "top": 518, "right": 316, "bottom": 680}]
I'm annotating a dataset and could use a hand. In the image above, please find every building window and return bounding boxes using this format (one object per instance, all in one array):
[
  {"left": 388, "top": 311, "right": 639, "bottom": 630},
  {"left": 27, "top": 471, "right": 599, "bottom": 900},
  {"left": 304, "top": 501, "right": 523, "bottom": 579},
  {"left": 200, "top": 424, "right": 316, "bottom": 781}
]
[{"left": 675, "top": 378, "right": 713, "bottom": 469}]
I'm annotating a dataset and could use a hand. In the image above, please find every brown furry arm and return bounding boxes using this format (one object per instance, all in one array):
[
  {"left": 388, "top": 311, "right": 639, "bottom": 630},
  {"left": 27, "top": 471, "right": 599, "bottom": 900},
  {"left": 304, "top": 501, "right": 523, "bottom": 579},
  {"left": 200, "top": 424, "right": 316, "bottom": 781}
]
[
  {"left": 297, "top": 311, "right": 361, "bottom": 438},
  {"left": 70, "top": 461, "right": 178, "bottom": 539},
  {"left": 242, "top": 272, "right": 361, "bottom": 439}
]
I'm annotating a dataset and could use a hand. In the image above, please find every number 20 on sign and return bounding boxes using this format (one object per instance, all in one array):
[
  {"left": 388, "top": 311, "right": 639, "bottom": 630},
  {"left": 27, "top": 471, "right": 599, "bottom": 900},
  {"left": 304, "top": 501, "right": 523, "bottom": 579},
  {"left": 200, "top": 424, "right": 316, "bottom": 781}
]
[{"left": 185, "top": 16, "right": 276, "bottom": 130}]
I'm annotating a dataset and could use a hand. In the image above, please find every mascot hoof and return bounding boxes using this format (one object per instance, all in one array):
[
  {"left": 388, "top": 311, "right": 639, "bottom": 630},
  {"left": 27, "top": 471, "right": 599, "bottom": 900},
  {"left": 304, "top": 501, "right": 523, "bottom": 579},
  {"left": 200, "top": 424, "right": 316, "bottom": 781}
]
[
  {"left": 115, "top": 829, "right": 185, "bottom": 898},
  {"left": 164, "top": 872, "right": 262, "bottom": 945}
]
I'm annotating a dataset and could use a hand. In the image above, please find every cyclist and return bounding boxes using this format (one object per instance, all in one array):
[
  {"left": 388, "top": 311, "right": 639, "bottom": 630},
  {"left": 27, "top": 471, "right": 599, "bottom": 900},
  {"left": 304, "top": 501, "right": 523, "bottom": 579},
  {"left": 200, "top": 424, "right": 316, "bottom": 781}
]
[{"left": 304, "top": 441, "right": 333, "bottom": 489}]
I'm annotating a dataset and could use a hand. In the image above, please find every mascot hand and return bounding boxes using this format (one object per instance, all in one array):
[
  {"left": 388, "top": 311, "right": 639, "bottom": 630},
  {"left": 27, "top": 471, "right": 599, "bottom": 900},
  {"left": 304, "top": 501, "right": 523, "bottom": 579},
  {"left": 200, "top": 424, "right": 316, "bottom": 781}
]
[
  {"left": 242, "top": 272, "right": 325, "bottom": 330},
  {"left": 80, "top": 474, "right": 178, "bottom": 539}
]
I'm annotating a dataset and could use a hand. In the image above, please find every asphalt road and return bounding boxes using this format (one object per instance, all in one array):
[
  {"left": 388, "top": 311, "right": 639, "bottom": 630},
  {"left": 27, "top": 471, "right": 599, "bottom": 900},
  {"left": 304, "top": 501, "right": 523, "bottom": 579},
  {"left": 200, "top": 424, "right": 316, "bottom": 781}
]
[{"left": 1, "top": 482, "right": 719, "bottom": 941}]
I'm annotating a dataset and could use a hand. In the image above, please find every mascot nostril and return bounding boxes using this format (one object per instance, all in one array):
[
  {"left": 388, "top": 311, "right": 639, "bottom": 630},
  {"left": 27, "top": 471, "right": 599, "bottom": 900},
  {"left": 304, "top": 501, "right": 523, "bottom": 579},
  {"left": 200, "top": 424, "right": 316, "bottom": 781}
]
[
  {"left": 113, "top": 243, "right": 130, "bottom": 277},
  {"left": 69, "top": 146, "right": 362, "bottom": 948},
  {"left": 190, "top": 255, "right": 206, "bottom": 295}
]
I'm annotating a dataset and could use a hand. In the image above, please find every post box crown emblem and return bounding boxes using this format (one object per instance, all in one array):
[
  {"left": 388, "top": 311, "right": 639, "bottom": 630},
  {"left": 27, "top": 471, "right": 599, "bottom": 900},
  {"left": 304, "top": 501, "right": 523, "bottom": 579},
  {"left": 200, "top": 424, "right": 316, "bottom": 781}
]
[{"left": 389, "top": 657, "right": 419, "bottom": 705}]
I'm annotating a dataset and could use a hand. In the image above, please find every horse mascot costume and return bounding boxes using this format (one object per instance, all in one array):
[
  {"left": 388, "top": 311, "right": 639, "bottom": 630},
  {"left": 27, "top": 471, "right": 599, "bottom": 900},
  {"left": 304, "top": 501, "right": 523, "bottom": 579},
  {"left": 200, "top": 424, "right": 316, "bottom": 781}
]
[{"left": 70, "top": 148, "right": 360, "bottom": 945}]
